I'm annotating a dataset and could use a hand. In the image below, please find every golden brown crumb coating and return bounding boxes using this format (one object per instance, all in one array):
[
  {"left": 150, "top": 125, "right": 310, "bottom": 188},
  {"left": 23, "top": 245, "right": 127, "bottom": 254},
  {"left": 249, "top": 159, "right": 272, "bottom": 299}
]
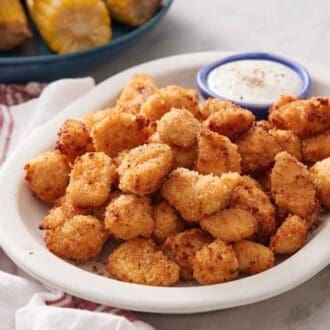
[
  {"left": 56, "top": 119, "right": 92, "bottom": 163},
  {"left": 200, "top": 208, "right": 257, "bottom": 242},
  {"left": 116, "top": 73, "right": 158, "bottom": 114},
  {"left": 104, "top": 194, "right": 154, "bottom": 239},
  {"left": 153, "top": 201, "right": 184, "bottom": 242},
  {"left": 24, "top": 150, "right": 70, "bottom": 205},
  {"left": 270, "top": 215, "right": 308, "bottom": 255},
  {"left": 233, "top": 240, "right": 274, "bottom": 275},
  {"left": 302, "top": 129, "right": 330, "bottom": 163},
  {"left": 269, "top": 96, "right": 330, "bottom": 138},
  {"left": 195, "top": 129, "right": 241, "bottom": 176},
  {"left": 198, "top": 98, "right": 239, "bottom": 120},
  {"left": 157, "top": 108, "right": 201, "bottom": 148},
  {"left": 202, "top": 99, "right": 255, "bottom": 140},
  {"left": 270, "top": 151, "right": 317, "bottom": 219},
  {"left": 118, "top": 143, "right": 173, "bottom": 195},
  {"left": 46, "top": 215, "right": 107, "bottom": 261},
  {"left": 255, "top": 120, "right": 274, "bottom": 131},
  {"left": 163, "top": 228, "right": 212, "bottom": 280},
  {"left": 193, "top": 239, "right": 239, "bottom": 285},
  {"left": 91, "top": 111, "right": 149, "bottom": 157},
  {"left": 81, "top": 108, "right": 113, "bottom": 131},
  {"left": 140, "top": 85, "right": 199, "bottom": 121},
  {"left": 269, "top": 128, "right": 302, "bottom": 160},
  {"left": 107, "top": 238, "right": 180, "bottom": 286},
  {"left": 236, "top": 125, "right": 281, "bottom": 174},
  {"left": 230, "top": 176, "right": 276, "bottom": 242},
  {"left": 161, "top": 168, "right": 241, "bottom": 222},
  {"left": 310, "top": 157, "right": 330, "bottom": 209},
  {"left": 67, "top": 152, "right": 115, "bottom": 207}
]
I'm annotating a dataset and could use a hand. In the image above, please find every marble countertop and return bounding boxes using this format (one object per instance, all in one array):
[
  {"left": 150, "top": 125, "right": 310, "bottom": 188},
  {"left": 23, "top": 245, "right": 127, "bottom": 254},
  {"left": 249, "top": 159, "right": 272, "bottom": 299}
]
[{"left": 89, "top": 1, "right": 330, "bottom": 328}]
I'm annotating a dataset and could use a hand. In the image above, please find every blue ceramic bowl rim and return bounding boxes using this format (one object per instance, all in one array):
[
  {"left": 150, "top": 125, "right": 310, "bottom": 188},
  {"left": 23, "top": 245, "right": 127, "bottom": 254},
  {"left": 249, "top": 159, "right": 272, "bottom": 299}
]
[
  {"left": 196, "top": 52, "right": 312, "bottom": 110},
  {"left": 0, "top": 0, "right": 173, "bottom": 65}
]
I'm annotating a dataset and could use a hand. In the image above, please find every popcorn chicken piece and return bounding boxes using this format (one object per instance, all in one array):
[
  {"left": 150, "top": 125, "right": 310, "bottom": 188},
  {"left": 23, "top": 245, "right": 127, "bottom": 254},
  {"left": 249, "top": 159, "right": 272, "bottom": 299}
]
[
  {"left": 157, "top": 108, "right": 201, "bottom": 148},
  {"left": 107, "top": 238, "right": 179, "bottom": 286},
  {"left": 56, "top": 119, "right": 92, "bottom": 163},
  {"left": 270, "top": 215, "right": 309, "bottom": 255},
  {"left": 202, "top": 99, "right": 255, "bottom": 140},
  {"left": 161, "top": 168, "right": 241, "bottom": 222},
  {"left": 163, "top": 228, "right": 212, "bottom": 280},
  {"left": 233, "top": 240, "right": 274, "bottom": 275},
  {"left": 149, "top": 132, "right": 197, "bottom": 169},
  {"left": 310, "top": 157, "right": 330, "bottom": 209},
  {"left": 193, "top": 239, "right": 239, "bottom": 285},
  {"left": 153, "top": 201, "right": 184, "bottom": 242},
  {"left": 104, "top": 194, "right": 154, "bottom": 239},
  {"left": 91, "top": 111, "right": 149, "bottom": 157},
  {"left": 81, "top": 108, "right": 113, "bottom": 131},
  {"left": 118, "top": 143, "right": 173, "bottom": 196},
  {"left": 46, "top": 215, "right": 107, "bottom": 261},
  {"left": 269, "top": 128, "right": 302, "bottom": 160},
  {"left": 271, "top": 151, "right": 317, "bottom": 219},
  {"left": 230, "top": 176, "right": 276, "bottom": 242},
  {"left": 302, "top": 129, "right": 330, "bottom": 163},
  {"left": 24, "top": 150, "right": 70, "bottom": 205},
  {"left": 198, "top": 98, "right": 240, "bottom": 120},
  {"left": 236, "top": 125, "right": 281, "bottom": 174},
  {"left": 116, "top": 73, "right": 158, "bottom": 114},
  {"left": 195, "top": 129, "right": 241, "bottom": 176},
  {"left": 256, "top": 120, "right": 274, "bottom": 131},
  {"left": 41, "top": 197, "right": 87, "bottom": 230},
  {"left": 140, "top": 85, "right": 199, "bottom": 121},
  {"left": 200, "top": 208, "right": 257, "bottom": 242},
  {"left": 269, "top": 96, "right": 330, "bottom": 138},
  {"left": 67, "top": 152, "right": 115, "bottom": 207}
]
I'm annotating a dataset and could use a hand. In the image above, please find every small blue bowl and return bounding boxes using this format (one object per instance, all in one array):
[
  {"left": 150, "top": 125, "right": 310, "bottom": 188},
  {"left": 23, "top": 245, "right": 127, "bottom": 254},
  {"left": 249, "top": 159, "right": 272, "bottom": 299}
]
[{"left": 196, "top": 52, "right": 312, "bottom": 118}]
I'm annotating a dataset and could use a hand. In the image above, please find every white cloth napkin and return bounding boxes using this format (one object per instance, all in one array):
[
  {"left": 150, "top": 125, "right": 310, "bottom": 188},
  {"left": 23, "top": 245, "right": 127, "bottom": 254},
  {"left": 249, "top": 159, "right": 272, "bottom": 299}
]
[{"left": 0, "top": 79, "right": 154, "bottom": 330}]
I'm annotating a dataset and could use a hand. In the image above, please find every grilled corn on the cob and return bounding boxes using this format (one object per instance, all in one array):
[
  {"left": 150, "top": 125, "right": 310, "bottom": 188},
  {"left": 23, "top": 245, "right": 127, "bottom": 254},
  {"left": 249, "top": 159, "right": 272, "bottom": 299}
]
[
  {"left": 26, "top": 0, "right": 112, "bottom": 54},
  {"left": 0, "top": 0, "right": 32, "bottom": 51},
  {"left": 104, "top": 0, "right": 161, "bottom": 27}
]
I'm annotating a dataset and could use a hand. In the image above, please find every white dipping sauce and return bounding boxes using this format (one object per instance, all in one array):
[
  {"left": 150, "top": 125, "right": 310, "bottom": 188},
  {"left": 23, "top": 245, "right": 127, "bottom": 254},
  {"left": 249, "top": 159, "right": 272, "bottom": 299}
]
[{"left": 207, "top": 60, "right": 303, "bottom": 104}]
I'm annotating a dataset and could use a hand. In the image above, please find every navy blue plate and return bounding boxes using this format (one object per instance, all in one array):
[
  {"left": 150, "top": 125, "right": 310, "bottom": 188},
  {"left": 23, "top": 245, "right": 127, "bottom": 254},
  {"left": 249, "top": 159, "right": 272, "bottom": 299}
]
[
  {"left": 197, "top": 52, "right": 311, "bottom": 118},
  {"left": 0, "top": 0, "right": 173, "bottom": 83}
]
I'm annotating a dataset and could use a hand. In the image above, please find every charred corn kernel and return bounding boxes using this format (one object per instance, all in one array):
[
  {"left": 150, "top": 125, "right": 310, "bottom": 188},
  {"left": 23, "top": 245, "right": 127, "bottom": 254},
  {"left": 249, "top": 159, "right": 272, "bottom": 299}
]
[
  {"left": 0, "top": 0, "right": 32, "bottom": 51},
  {"left": 104, "top": 0, "right": 161, "bottom": 27},
  {"left": 26, "top": 0, "right": 111, "bottom": 54}
]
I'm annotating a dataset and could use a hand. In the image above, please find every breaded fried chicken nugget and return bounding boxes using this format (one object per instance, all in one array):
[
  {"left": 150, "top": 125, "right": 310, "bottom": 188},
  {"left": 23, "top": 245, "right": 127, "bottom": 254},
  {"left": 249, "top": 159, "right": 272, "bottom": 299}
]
[
  {"left": 153, "top": 201, "right": 184, "bottom": 242},
  {"left": 230, "top": 176, "right": 276, "bottom": 242},
  {"left": 310, "top": 157, "right": 330, "bottom": 209},
  {"left": 202, "top": 99, "right": 255, "bottom": 140},
  {"left": 91, "top": 111, "right": 149, "bottom": 157},
  {"left": 233, "top": 240, "right": 274, "bottom": 275},
  {"left": 193, "top": 239, "right": 239, "bottom": 285},
  {"left": 302, "top": 129, "right": 330, "bottom": 163},
  {"left": 118, "top": 143, "right": 173, "bottom": 196},
  {"left": 56, "top": 119, "right": 92, "bottom": 163},
  {"left": 269, "top": 128, "right": 302, "bottom": 160},
  {"left": 140, "top": 85, "right": 199, "bottom": 121},
  {"left": 195, "top": 129, "right": 241, "bottom": 176},
  {"left": 25, "top": 150, "right": 70, "bottom": 205},
  {"left": 236, "top": 125, "right": 281, "bottom": 174},
  {"left": 198, "top": 98, "right": 240, "bottom": 120},
  {"left": 46, "top": 215, "right": 107, "bottom": 261},
  {"left": 161, "top": 168, "right": 241, "bottom": 222},
  {"left": 269, "top": 96, "right": 330, "bottom": 138},
  {"left": 157, "top": 108, "right": 201, "bottom": 148},
  {"left": 270, "top": 151, "right": 317, "bottom": 219},
  {"left": 81, "top": 108, "right": 113, "bottom": 131},
  {"left": 67, "top": 152, "right": 115, "bottom": 207},
  {"left": 163, "top": 228, "right": 212, "bottom": 280},
  {"left": 116, "top": 73, "right": 158, "bottom": 114},
  {"left": 107, "top": 238, "right": 179, "bottom": 286},
  {"left": 270, "top": 215, "right": 308, "bottom": 255},
  {"left": 104, "top": 194, "right": 154, "bottom": 239},
  {"left": 200, "top": 208, "right": 257, "bottom": 242}
]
